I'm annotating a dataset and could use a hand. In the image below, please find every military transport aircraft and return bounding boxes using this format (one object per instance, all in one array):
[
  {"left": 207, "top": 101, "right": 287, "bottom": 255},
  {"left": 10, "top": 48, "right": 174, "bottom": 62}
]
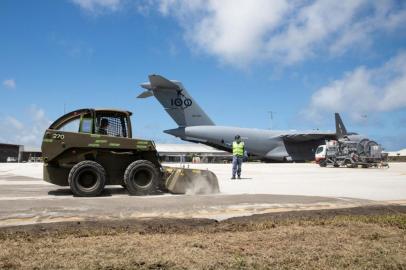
[{"left": 138, "top": 74, "right": 355, "bottom": 161}]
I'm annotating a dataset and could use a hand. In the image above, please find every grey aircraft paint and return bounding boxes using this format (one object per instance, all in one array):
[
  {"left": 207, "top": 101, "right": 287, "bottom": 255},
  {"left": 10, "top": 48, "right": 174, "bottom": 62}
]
[{"left": 138, "top": 74, "right": 355, "bottom": 161}]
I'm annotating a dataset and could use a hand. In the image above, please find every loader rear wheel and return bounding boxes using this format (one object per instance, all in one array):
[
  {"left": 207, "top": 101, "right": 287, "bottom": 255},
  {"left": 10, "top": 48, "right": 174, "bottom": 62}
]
[
  {"left": 68, "top": 160, "right": 106, "bottom": 197},
  {"left": 124, "top": 160, "right": 160, "bottom": 196}
]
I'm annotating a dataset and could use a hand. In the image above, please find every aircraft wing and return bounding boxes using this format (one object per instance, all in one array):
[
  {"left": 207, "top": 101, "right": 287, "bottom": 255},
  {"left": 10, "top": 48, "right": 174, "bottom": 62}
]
[
  {"left": 282, "top": 132, "right": 337, "bottom": 142},
  {"left": 282, "top": 113, "right": 354, "bottom": 142}
]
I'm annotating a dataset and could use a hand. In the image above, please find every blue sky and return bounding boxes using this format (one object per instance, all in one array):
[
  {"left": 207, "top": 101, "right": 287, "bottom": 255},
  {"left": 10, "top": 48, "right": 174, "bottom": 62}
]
[{"left": 0, "top": 0, "right": 405, "bottom": 150}]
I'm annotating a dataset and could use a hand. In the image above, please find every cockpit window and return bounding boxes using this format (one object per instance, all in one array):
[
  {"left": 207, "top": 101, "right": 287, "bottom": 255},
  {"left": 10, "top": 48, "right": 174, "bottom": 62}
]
[
  {"left": 57, "top": 116, "right": 80, "bottom": 132},
  {"left": 81, "top": 118, "right": 93, "bottom": 133}
]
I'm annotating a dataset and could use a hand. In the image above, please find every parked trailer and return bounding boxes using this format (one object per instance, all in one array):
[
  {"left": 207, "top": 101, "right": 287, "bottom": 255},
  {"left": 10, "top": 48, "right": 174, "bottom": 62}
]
[{"left": 315, "top": 139, "right": 388, "bottom": 168}]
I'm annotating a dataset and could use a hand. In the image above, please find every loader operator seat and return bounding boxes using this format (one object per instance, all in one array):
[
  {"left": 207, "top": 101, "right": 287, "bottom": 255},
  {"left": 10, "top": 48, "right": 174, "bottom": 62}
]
[{"left": 98, "top": 118, "right": 109, "bottom": 135}]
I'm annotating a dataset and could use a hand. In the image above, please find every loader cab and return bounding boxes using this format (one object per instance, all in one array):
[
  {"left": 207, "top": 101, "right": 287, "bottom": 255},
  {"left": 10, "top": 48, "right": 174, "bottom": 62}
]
[
  {"left": 94, "top": 110, "right": 132, "bottom": 138},
  {"left": 49, "top": 108, "right": 132, "bottom": 138}
]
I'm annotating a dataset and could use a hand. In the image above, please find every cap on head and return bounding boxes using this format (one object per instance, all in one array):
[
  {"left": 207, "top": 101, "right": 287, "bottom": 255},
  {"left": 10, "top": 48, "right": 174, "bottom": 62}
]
[{"left": 235, "top": 135, "right": 241, "bottom": 140}]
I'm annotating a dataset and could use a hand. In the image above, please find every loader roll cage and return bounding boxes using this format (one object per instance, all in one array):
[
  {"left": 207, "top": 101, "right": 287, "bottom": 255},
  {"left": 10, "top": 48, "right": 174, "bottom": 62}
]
[{"left": 48, "top": 108, "right": 133, "bottom": 138}]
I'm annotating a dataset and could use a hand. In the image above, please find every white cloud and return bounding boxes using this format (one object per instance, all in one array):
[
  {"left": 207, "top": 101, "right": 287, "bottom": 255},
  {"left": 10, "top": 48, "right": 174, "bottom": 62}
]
[
  {"left": 0, "top": 105, "right": 52, "bottom": 147},
  {"left": 69, "top": 0, "right": 406, "bottom": 67},
  {"left": 136, "top": 0, "right": 156, "bottom": 15},
  {"left": 191, "top": 0, "right": 290, "bottom": 66},
  {"left": 305, "top": 52, "right": 406, "bottom": 122},
  {"left": 154, "top": 0, "right": 406, "bottom": 66},
  {"left": 2, "top": 79, "right": 16, "bottom": 89},
  {"left": 71, "top": 0, "right": 122, "bottom": 13},
  {"left": 264, "top": 1, "right": 362, "bottom": 63},
  {"left": 5, "top": 117, "right": 24, "bottom": 130},
  {"left": 329, "top": 1, "right": 406, "bottom": 56},
  {"left": 156, "top": 0, "right": 291, "bottom": 66}
]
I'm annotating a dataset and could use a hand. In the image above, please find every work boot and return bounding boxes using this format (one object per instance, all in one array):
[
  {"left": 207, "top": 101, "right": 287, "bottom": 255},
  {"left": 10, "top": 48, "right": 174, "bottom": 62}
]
[
  {"left": 231, "top": 176, "right": 236, "bottom": 180},
  {"left": 237, "top": 175, "right": 241, "bottom": 179}
]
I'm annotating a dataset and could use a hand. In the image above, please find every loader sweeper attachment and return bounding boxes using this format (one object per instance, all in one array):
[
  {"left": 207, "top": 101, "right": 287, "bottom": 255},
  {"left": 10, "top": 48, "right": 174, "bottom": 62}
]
[
  {"left": 163, "top": 167, "right": 219, "bottom": 194},
  {"left": 41, "top": 108, "right": 220, "bottom": 197}
]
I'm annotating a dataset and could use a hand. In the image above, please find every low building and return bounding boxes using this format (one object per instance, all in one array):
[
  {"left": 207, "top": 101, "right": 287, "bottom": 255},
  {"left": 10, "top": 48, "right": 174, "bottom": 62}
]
[
  {"left": 385, "top": 149, "right": 406, "bottom": 162},
  {"left": 0, "top": 143, "right": 43, "bottom": 163},
  {"left": 0, "top": 142, "right": 230, "bottom": 163},
  {"left": 21, "top": 146, "right": 42, "bottom": 162},
  {"left": 156, "top": 143, "right": 231, "bottom": 163},
  {"left": 0, "top": 143, "right": 24, "bottom": 162}
]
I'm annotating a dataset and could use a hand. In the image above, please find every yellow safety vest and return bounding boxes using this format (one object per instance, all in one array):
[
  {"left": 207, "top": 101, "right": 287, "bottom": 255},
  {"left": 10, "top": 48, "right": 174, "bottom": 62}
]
[{"left": 232, "top": 141, "right": 245, "bottom": 156}]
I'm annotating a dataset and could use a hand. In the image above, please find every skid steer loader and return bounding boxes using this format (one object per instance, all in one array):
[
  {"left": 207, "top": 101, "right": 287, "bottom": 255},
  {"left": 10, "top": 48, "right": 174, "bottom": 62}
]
[{"left": 41, "top": 108, "right": 220, "bottom": 197}]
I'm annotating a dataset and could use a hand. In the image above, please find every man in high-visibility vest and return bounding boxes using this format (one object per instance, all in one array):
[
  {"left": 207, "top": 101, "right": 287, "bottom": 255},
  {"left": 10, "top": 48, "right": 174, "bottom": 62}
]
[{"left": 231, "top": 135, "right": 245, "bottom": 179}]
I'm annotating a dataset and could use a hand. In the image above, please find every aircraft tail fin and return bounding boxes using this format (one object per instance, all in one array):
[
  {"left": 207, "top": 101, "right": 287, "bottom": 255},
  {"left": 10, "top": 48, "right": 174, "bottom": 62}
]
[
  {"left": 138, "top": 74, "right": 215, "bottom": 127},
  {"left": 335, "top": 113, "right": 348, "bottom": 138}
]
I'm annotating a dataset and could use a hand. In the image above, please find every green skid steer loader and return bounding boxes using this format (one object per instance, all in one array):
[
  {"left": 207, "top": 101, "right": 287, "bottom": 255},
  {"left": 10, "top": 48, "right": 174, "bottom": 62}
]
[{"left": 41, "top": 108, "right": 220, "bottom": 197}]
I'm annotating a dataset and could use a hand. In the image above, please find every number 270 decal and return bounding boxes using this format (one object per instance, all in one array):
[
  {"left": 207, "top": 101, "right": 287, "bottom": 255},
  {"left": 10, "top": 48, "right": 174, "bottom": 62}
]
[{"left": 52, "top": 133, "right": 65, "bottom": 140}]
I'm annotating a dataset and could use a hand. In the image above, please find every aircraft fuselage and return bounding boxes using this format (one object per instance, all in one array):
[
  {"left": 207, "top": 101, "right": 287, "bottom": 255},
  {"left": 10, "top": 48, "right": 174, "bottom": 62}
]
[{"left": 165, "top": 126, "right": 331, "bottom": 161}]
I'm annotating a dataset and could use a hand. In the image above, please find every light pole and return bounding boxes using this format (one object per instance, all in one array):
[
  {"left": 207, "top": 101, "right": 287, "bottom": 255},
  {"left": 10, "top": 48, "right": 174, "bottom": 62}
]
[
  {"left": 268, "top": 111, "right": 275, "bottom": 130},
  {"left": 361, "top": 114, "right": 370, "bottom": 136}
]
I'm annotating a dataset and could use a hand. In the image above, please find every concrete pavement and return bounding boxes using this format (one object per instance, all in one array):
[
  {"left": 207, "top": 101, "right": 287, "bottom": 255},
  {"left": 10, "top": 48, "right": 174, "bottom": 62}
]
[{"left": 0, "top": 162, "right": 405, "bottom": 227}]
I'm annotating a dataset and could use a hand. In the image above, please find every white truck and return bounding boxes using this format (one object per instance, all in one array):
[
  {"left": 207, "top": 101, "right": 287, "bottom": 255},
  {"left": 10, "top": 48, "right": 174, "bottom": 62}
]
[{"left": 315, "top": 138, "right": 388, "bottom": 168}]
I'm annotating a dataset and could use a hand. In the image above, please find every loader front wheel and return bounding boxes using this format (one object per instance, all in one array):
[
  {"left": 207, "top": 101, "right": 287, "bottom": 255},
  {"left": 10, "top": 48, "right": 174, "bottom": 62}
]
[
  {"left": 68, "top": 161, "right": 106, "bottom": 197},
  {"left": 124, "top": 160, "right": 160, "bottom": 196}
]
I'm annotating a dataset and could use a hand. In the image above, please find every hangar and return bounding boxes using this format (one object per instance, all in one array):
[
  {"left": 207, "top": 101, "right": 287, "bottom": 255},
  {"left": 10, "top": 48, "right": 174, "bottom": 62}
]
[
  {"left": 155, "top": 143, "right": 231, "bottom": 163},
  {"left": 386, "top": 149, "right": 406, "bottom": 162},
  {"left": 21, "top": 146, "right": 42, "bottom": 162},
  {"left": 0, "top": 143, "right": 23, "bottom": 162},
  {"left": 0, "top": 143, "right": 42, "bottom": 162}
]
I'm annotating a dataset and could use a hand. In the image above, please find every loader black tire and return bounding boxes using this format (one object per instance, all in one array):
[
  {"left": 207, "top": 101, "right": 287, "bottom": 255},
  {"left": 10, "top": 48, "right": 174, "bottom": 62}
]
[
  {"left": 124, "top": 160, "right": 160, "bottom": 196},
  {"left": 68, "top": 160, "right": 106, "bottom": 197}
]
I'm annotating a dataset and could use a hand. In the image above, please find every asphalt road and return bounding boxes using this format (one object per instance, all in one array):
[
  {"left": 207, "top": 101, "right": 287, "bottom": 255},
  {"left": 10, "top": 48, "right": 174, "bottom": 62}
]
[{"left": 0, "top": 163, "right": 405, "bottom": 227}]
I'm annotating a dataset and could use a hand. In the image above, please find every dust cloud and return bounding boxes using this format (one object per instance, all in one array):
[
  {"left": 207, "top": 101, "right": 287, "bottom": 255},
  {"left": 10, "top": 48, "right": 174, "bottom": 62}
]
[{"left": 184, "top": 175, "right": 219, "bottom": 195}]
